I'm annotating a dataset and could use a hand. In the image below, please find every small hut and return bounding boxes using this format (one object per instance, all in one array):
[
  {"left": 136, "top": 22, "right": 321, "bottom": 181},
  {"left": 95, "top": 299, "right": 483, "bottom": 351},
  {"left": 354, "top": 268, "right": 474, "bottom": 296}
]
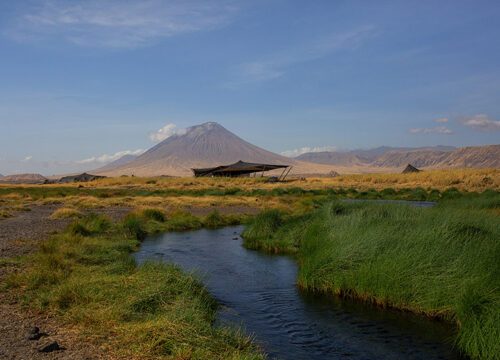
[
  {"left": 192, "top": 160, "right": 290, "bottom": 178},
  {"left": 402, "top": 164, "right": 421, "bottom": 174},
  {"left": 58, "top": 173, "right": 106, "bottom": 183}
]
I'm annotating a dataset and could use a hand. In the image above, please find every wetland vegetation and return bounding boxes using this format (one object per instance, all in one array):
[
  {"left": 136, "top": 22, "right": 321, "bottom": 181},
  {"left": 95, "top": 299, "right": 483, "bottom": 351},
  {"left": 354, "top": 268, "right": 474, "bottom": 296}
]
[
  {"left": 243, "top": 191, "right": 500, "bottom": 359},
  {"left": 1, "top": 169, "right": 499, "bottom": 359}
]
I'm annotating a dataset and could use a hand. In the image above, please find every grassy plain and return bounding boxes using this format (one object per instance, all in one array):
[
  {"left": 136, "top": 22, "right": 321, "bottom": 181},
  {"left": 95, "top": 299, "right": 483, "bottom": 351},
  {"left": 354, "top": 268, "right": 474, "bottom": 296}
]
[
  {"left": 0, "top": 169, "right": 498, "bottom": 214},
  {"left": 242, "top": 191, "right": 500, "bottom": 360},
  {"left": 0, "top": 169, "right": 499, "bottom": 359}
]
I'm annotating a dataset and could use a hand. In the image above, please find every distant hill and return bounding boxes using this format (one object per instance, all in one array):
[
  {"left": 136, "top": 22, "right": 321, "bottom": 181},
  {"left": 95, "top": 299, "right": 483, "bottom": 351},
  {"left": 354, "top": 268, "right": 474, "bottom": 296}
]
[
  {"left": 296, "top": 145, "right": 500, "bottom": 170},
  {"left": 0, "top": 174, "right": 3, "bottom": 178},
  {"left": 95, "top": 122, "right": 338, "bottom": 177},
  {"left": 347, "top": 145, "right": 456, "bottom": 156},
  {"left": 0, "top": 173, "right": 47, "bottom": 184}
]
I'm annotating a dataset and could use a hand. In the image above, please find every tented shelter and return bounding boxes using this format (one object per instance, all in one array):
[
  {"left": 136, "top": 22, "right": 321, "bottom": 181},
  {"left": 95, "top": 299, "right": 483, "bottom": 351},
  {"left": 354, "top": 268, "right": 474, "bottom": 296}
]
[
  {"left": 58, "top": 173, "right": 106, "bottom": 183},
  {"left": 402, "top": 164, "right": 421, "bottom": 173},
  {"left": 192, "top": 160, "right": 290, "bottom": 178}
]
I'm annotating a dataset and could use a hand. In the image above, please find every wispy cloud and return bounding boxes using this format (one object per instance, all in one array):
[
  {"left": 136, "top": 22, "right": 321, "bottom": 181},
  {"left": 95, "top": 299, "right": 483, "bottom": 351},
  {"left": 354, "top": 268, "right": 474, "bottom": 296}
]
[
  {"left": 77, "top": 149, "right": 145, "bottom": 164},
  {"left": 434, "top": 117, "right": 449, "bottom": 123},
  {"left": 409, "top": 126, "right": 454, "bottom": 135},
  {"left": 281, "top": 145, "right": 339, "bottom": 158},
  {"left": 228, "top": 26, "right": 377, "bottom": 86},
  {"left": 6, "top": 0, "right": 239, "bottom": 48},
  {"left": 149, "top": 123, "right": 187, "bottom": 142},
  {"left": 459, "top": 114, "right": 500, "bottom": 132},
  {"left": 22, "top": 155, "right": 33, "bottom": 162}
]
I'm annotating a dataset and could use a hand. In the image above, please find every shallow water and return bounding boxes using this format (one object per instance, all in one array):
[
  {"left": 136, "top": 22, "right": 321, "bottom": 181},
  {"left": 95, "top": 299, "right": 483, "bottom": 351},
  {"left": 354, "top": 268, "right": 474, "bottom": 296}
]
[{"left": 135, "top": 225, "right": 462, "bottom": 360}]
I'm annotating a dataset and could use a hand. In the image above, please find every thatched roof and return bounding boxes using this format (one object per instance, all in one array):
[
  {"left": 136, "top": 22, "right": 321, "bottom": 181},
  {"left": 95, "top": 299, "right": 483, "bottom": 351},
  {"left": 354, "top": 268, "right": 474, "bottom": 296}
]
[{"left": 192, "top": 160, "right": 289, "bottom": 177}]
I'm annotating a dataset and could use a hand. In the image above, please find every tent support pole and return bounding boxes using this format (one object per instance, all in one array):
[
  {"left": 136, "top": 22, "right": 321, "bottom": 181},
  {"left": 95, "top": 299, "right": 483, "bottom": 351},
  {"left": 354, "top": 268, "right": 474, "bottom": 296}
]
[
  {"left": 278, "top": 167, "right": 287, "bottom": 181},
  {"left": 282, "top": 166, "right": 292, "bottom": 180}
]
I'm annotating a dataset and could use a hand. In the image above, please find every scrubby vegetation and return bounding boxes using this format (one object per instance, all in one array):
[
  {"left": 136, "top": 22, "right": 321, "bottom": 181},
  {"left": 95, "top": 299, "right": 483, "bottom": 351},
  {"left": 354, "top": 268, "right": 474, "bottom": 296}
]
[
  {"left": 4, "top": 212, "right": 263, "bottom": 359},
  {"left": 0, "top": 208, "right": 13, "bottom": 220},
  {"left": 242, "top": 191, "right": 500, "bottom": 360},
  {"left": 0, "top": 169, "right": 498, "bottom": 211},
  {"left": 49, "top": 207, "right": 83, "bottom": 219}
]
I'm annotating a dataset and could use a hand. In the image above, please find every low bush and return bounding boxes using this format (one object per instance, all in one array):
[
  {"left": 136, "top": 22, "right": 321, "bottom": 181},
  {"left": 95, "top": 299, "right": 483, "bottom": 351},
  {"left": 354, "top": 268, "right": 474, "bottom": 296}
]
[
  {"left": 122, "top": 214, "right": 148, "bottom": 240},
  {"left": 141, "top": 208, "right": 166, "bottom": 222},
  {"left": 49, "top": 207, "right": 83, "bottom": 219}
]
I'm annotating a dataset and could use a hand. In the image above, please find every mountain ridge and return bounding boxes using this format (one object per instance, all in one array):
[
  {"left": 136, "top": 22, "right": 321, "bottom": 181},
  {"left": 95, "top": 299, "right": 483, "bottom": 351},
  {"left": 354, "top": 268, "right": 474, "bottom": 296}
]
[{"left": 296, "top": 145, "right": 500, "bottom": 170}]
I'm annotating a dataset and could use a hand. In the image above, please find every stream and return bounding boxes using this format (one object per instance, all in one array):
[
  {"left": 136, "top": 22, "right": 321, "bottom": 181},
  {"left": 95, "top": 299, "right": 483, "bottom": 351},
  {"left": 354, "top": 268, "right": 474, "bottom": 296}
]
[
  {"left": 134, "top": 197, "right": 461, "bottom": 360},
  {"left": 134, "top": 222, "right": 462, "bottom": 359}
]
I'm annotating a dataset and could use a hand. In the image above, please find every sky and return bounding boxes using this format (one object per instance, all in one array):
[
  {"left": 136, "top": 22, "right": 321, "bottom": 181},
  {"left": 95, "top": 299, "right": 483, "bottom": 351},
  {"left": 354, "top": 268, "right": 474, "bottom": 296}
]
[{"left": 0, "top": 0, "right": 499, "bottom": 175}]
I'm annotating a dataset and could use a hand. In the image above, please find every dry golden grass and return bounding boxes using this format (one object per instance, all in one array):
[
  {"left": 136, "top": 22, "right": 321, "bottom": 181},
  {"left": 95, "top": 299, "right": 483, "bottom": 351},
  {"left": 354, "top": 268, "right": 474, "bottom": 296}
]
[
  {"left": 38, "top": 168, "right": 497, "bottom": 192},
  {"left": 317, "top": 168, "right": 499, "bottom": 191},
  {"left": 49, "top": 207, "right": 84, "bottom": 219},
  {"left": 1, "top": 168, "right": 497, "bottom": 193},
  {"left": 60, "top": 194, "right": 280, "bottom": 210},
  {"left": 1, "top": 169, "right": 497, "bottom": 211}
]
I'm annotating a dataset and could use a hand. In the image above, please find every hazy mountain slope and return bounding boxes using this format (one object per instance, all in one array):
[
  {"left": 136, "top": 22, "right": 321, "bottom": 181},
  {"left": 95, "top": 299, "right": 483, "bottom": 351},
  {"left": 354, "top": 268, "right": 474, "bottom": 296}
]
[
  {"left": 296, "top": 152, "right": 372, "bottom": 166},
  {"left": 297, "top": 145, "right": 499, "bottom": 170},
  {"left": 427, "top": 145, "right": 500, "bottom": 169},
  {"left": 371, "top": 149, "right": 454, "bottom": 168},
  {"left": 347, "top": 145, "right": 456, "bottom": 156},
  {"left": 96, "top": 122, "right": 337, "bottom": 177},
  {"left": 297, "top": 146, "right": 459, "bottom": 166},
  {"left": 101, "top": 154, "right": 138, "bottom": 168}
]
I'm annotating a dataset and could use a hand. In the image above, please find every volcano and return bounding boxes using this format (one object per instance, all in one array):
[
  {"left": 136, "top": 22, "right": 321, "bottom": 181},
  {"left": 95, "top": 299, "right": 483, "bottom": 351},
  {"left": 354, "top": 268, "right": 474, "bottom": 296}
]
[{"left": 95, "top": 122, "right": 337, "bottom": 177}]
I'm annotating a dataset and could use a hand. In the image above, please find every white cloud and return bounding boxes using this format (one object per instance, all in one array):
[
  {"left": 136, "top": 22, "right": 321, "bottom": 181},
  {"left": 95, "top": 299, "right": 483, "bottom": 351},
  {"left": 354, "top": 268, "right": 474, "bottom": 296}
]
[
  {"left": 459, "top": 114, "right": 500, "bottom": 132},
  {"left": 409, "top": 126, "right": 454, "bottom": 135},
  {"left": 78, "top": 149, "right": 145, "bottom": 164},
  {"left": 228, "top": 26, "right": 377, "bottom": 86},
  {"left": 22, "top": 156, "right": 33, "bottom": 161},
  {"left": 434, "top": 117, "right": 449, "bottom": 123},
  {"left": 149, "top": 123, "right": 187, "bottom": 142},
  {"left": 281, "top": 146, "right": 339, "bottom": 158},
  {"left": 7, "top": 0, "right": 239, "bottom": 48}
]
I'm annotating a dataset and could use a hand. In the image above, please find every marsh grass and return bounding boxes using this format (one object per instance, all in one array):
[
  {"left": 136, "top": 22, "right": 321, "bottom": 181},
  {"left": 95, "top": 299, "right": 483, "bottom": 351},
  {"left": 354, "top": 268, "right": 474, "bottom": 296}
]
[
  {"left": 0, "top": 209, "right": 13, "bottom": 219},
  {"left": 49, "top": 207, "right": 84, "bottom": 219},
  {"left": 242, "top": 192, "right": 500, "bottom": 360},
  {"left": 7, "top": 213, "right": 263, "bottom": 359}
]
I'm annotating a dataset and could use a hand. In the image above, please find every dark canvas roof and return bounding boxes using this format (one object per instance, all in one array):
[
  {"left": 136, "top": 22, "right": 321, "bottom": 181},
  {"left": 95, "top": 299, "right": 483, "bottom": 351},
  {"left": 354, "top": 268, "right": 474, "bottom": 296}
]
[
  {"left": 58, "top": 173, "right": 106, "bottom": 183},
  {"left": 192, "top": 160, "right": 289, "bottom": 177},
  {"left": 402, "top": 164, "right": 421, "bottom": 173}
]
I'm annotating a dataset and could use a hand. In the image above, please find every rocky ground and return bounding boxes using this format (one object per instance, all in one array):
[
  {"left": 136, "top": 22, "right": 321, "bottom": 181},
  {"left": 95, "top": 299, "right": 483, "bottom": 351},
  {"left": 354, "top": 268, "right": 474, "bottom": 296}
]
[{"left": 0, "top": 204, "right": 259, "bottom": 359}]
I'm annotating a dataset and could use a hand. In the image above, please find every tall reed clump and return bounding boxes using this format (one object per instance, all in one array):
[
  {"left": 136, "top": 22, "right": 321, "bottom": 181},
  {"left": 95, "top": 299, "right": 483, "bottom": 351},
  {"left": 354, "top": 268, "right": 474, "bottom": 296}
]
[
  {"left": 7, "top": 213, "right": 263, "bottom": 359},
  {"left": 242, "top": 191, "right": 500, "bottom": 360}
]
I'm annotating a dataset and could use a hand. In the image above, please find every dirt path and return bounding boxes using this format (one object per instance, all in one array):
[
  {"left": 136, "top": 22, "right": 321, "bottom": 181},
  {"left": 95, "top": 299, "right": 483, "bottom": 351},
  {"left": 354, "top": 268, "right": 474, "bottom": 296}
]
[{"left": 0, "top": 205, "right": 259, "bottom": 359}]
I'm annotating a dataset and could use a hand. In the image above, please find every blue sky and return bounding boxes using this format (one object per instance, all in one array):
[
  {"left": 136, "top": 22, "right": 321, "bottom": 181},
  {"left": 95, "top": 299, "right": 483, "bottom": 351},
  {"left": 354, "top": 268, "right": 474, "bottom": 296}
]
[{"left": 0, "top": 0, "right": 499, "bottom": 175}]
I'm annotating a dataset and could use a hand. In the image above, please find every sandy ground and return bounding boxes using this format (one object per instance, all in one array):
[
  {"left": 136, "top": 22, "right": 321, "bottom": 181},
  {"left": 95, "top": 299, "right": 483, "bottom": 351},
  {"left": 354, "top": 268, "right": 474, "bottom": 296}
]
[{"left": 0, "top": 205, "right": 259, "bottom": 359}]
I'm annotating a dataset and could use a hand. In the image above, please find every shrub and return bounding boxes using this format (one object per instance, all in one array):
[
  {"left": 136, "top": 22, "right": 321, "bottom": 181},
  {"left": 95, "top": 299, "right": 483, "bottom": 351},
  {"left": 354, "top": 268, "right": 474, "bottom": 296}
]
[
  {"left": 204, "top": 210, "right": 225, "bottom": 229},
  {"left": 122, "top": 215, "right": 147, "bottom": 240},
  {"left": 49, "top": 207, "right": 83, "bottom": 219},
  {"left": 242, "top": 209, "right": 285, "bottom": 239},
  {"left": 141, "top": 208, "right": 166, "bottom": 222}
]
